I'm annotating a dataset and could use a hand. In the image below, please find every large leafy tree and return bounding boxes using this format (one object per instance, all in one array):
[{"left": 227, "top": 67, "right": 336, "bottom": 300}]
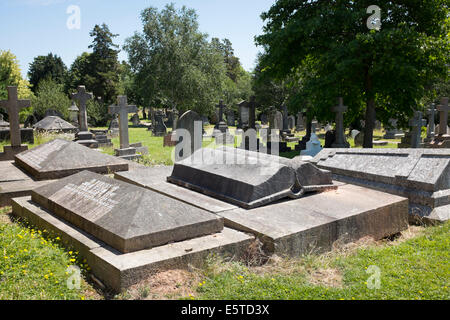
[
  {"left": 31, "top": 78, "right": 70, "bottom": 120},
  {"left": 28, "top": 53, "right": 67, "bottom": 92},
  {"left": 256, "top": 0, "right": 449, "bottom": 147},
  {"left": 124, "top": 4, "right": 226, "bottom": 115}
]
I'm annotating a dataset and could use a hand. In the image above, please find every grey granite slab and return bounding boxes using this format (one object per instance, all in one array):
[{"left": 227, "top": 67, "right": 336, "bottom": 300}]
[
  {"left": 15, "top": 139, "right": 129, "bottom": 180},
  {"left": 31, "top": 171, "right": 223, "bottom": 253}
]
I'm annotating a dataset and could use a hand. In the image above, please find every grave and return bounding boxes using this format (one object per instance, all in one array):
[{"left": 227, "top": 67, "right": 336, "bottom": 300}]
[
  {"left": 300, "top": 131, "right": 322, "bottom": 157},
  {"left": 296, "top": 112, "right": 305, "bottom": 131},
  {"left": 427, "top": 97, "right": 450, "bottom": 148},
  {"left": 0, "top": 86, "right": 30, "bottom": 160},
  {"left": 312, "top": 148, "right": 450, "bottom": 223},
  {"left": 288, "top": 115, "right": 295, "bottom": 131},
  {"left": 108, "top": 96, "right": 141, "bottom": 160},
  {"left": 174, "top": 110, "right": 202, "bottom": 161},
  {"left": 108, "top": 114, "right": 120, "bottom": 137},
  {"left": 331, "top": 97, "right": 350, "bottom": 148},
  {"left": 91, "top": 130, "right": 113, "bottom": 148},
  {"left": 226, "top": 110, "right": 235, "bottom": 127},
  {"left": 383, "top": 119, "right": 404, "bottom": 139},
  {"left": 130, "top": 113, "right": 140, "bottom": 127},
  {"left": 424, "top": 104, "right": 437, "bottom": 143},
  {"left": 115, "top": 147, "right": 408, "bottom": 258},
  {"left": 237, "top": 100, "right": 249, "bottom": 129},
  {"left": 72, "top": 86, "right": 98, "bottom": 148},
  {"left": 281, "top": 105, "right": 291, "bottom": 135},
  {"left": 12, "top": 170, "right": 253, "bottom": 291},
  {"left": 214, "top": 100, "right": 229, "bottom": 134},
  {"left": 151, "top": 111, "right": 167, "bottom": 137},
  {"left": 33, "top": 116, "right": 77, "bottom": 133},
  {"left": 0, "top": 128, "right": 34, "bottom": 145},
  {"left": 68, "top": 101, "right": 79, "bottom": 127}
]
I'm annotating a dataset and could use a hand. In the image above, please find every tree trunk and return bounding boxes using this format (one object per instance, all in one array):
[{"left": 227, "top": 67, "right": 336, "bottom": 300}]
[{"left": 363, "top": 69, "right": 375, "bottom": 148}]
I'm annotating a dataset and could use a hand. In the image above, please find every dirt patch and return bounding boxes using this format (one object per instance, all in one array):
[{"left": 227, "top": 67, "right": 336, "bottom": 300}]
[
  {"left": 308, "top": 268, "right": 343, "bottom": 288},
  {"left": 124, "top": 269, "right": 200, "bottom": 300},
  {"left": 0, "top": 207, "right": 13, "bottom": 225}
]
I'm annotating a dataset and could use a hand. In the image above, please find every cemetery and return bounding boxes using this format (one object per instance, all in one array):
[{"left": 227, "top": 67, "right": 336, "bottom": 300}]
[{"left": 0, "top": 1, "right": 448, "bottom": 302}]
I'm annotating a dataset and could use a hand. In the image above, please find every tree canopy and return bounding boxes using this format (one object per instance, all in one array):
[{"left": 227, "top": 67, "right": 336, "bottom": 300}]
[
  {"left": 256, "top": 0, "right": 449, "bottom": 147},
  {"left": 124, "top": 4, "right": 226, "bottom": 115},
  {"left": 28, "top": 53, "right": 67, "bottom": 92}
]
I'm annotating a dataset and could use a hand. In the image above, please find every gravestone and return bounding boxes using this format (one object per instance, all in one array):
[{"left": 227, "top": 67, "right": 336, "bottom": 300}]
[
  {"left": 288, "top": 115, "right": 295, "bottom": 131},
  {"left": 300, "top": 131, "right": 322, "bottom": 157},
  {"left": 427, "top": 97, "right": 450, "bottom": 148},
  {"left": 238, "top": 100, "right": 249, "bottom": 129},
  {"left": 281, "top": 105, "right": 290, "bottom": 134},
  {"left": 226, "top": 110, "right": 235, "bottom": 127},
  {"left": 273, "top": 110, "right": 283, "bottom": 130},
  {"left": 425, "top": 104, "right": 437, "bottom": 143},
  {"left": 312, "top": 148, "right": 450, "bottom": 223},
  {"left": 248, "top": 96, "right": 257, "bottom": 130},
  {"left": 331, "top": 97, "right": 350, "bottom": 148},
  {"left": 108, "top": 96, "right": 141, "bottom": 160},
  {"left": 72, "top": 86, "right": 98, "bottom": 148},
  {"left": 214, "top": 100, "right": 228, "bottom": 134},
  {"left": 130, "top": 113, "right": 140, "bottom": 126},
  {"left": 409, "top": 111, "right": 427, "bottom": 148},
  {"left": 0, "top": 86, "right": 30, "bottom": 160},
  {"left": 201, "top": 115, "right": 210, "bottom": 126},
  {"left": 151, "top": 111, "right": 167, "bottom": 136},
  {"left": 175, "top": 110, "right": 202, "bottom": 161},
  {"left": 91, "top": 130, "right": 113, "bottom": 148},
  {"left": 168, "top": 147, "right": 335, "bottom": 209},
  {"left": 33, "top": 116, "right": 76, "bottom": 133},
  {"left": 108, "top": 114, "right": 120, "bottom": 137},
  {"left": 68, "top": 101, "right": 79, "bottom": 127},
  {"left": 31, "top": 170, "right": 223, "bottom": 253},
  {"left": 260, "top": 113, "right": 268, "bottom": 125},
  {"left": 383, "top": 119, "right": 404, "bottom": 139},
  {"left": 14, "top": 139, "right": 129, "bottom": 180},
  {"left": 296, "top": 112, "right": 305, "bottom": 131},
  {"left": 354, "top": 131, "right": 364, "bottom": 147}
]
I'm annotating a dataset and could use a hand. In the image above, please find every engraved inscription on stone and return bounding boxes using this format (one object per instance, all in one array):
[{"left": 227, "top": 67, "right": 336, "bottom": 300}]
[
  {"left": 49, "top": 179, "right": 120, "bottom": 220},
  {"left": 19, "top": 139, "right": 67, "bottom": 168}
]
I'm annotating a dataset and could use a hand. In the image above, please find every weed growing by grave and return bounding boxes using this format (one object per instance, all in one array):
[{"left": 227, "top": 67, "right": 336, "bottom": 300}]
[
  {"left": 193, "top": 223, "right": 449, "bottom": 300},
  {"left": 0, "top": 207, "right": 95, "bottom": 300}
]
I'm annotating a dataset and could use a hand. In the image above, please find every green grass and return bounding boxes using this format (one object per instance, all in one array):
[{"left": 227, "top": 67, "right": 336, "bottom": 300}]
[
  {"left": 0, "top": 207, "right": 95, "bottom": 300},
  {"left": 194, "top": 223, "right": 450, "bottom": 300}
]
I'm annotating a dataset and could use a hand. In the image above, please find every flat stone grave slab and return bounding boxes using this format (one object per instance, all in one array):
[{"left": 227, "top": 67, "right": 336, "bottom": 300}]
[
  {"left": 167, "top": 147, "right": 336, "bottom": 209},
  {"left": 31, "top": 170, "right": 224, "bottom": 253},
  {"left": 218, "top": 183, "right": 409, "bottom": 256},
  {"left": 115, "top": 166, "right": 238, "bottom": 214},
  {"left": 11, "top": 196, "right": 253, "bottom": 292},
  {"left": 15, "top": 139, "right": 129, "bottom": 180},
  {"left": 311, "top": 148, "right": 450, "bottom": 223}
]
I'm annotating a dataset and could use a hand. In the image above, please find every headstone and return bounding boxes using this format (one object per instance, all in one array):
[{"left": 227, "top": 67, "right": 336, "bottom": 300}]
[
  {"left": 331, "top": 97, "right": 350, "bottom": 148},
  {"left": 312, "top": 148, "right": 450, "bottom": 223},
  {"left": 68, "top": 101, "right": 79, "bottom": 127},
  {"left": 130, "top": 113, "right": 140, "bottom": 126},
  {"left": 281, "top": 105, "right": 290, "bottom": 134},
  {"left": 273, "top": 110, "right": 283, "bottom": 130},
  {"left": 201, "top": 115, "right": 210, "bottom": 126},
  {"left": 296, "top": 112, "right": 305, "bottom": 131},
  {"left": 226, "top": 110, "right": 235, "bottom": 127},
  {"left": 14, "top": 139, "right": 129, "bottom": 180},
  {"left": 248, "top": 96, "right": 257, "bottom": 130},
  {"left": 214, "top": 100, "right": 229, "bottom": 134},
  {"left": 0, "top": 86, "right": 30, "bottom": 160},
  {"left": 92, "top": 130, "right": 113, "bottom": 148},
  {"left": 168, "top": 147, "right": 335, "bottom": 209},
  {"left": 354, "top": 131, "right": 364, "bottom": 147},
  {"left": 108, "top": 96, "right": 141, "bottom": 160},
  {"left": 72, "top": 86, "right": 98, "bottom": 148},
  {"left": 427, "top": 97, "right": 450, "bottom": 148},
  {"left": 108, "top": 113, "right": 120, "bottom": 137},
  {"left": 33, "top": 116, "right": 77, "bottom": 133},
  {"left": 425, "top": 104, "right": 437, "bottom": 142},
  {"left": 383, "top": 119, "right": 404, "bottom": 139},
  {"left": 288, "top": 115, "right": 295, "bottom": 131},
  {"left": 260, "top": 113, "right": 268, "bottom": 125},
  {"left": 300, "top": 132, "right": 322, "bottom": 157},
  {"left": 175, "top": 110, "right": 202, "bottom": 161},
  {"left": 238, "top": 100, "right": 249, "bottom": 129},
  {"left": 31, "top": 170, "right": 223, "bottom": 253},
  {"left": 151, "top": 111, "right": 167, "bottom": 136},
  {"left": 0, "top": 128, "right": 34, "bottom": 145},
  {"left": 409, "top": 111, "right": 427, "bottom": 148}
]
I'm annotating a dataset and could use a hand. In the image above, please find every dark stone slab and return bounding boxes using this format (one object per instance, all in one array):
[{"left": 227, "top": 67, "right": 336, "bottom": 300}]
[
  {"left": 14, "top": 139, "right": 129, "bottom": 180},
  {"left": 167, "top": 147, "right": 335, "bottom": 209},
  {"left": 31, "top": 171, "right": 224, "bottom": 254},
  {"left": 0, "top": 128, "right": 34, "bottom": 144},
  {"left": 312, "top": 148, "right": 450, "bottom": 222}
]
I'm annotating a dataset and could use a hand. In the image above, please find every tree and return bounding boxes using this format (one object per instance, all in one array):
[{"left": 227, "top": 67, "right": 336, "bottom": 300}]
[
  {"left": 31, "top": 78, "right": 70, "bottom": 120},
  {"left": 0, "top": 50, "right": 33, "bottom": 120},
  {"left": 256, "top": 0, "right": 449, "bottom": 147},
  {"left": 124, "top": 4, "right": 226, "bottom": 115},
  {"left": 28, "top": 53, "right": 67, "bottom": 92}
]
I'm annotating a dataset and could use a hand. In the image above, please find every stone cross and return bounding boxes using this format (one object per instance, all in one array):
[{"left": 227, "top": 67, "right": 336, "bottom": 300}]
[
  {"left": 216, "top": 100, "right": 226, "bottom": 123},
  {"left": 331, "top": 97, "right": 348, "bottom": 147},
  {"left": 409, "top": 111, "right": 427, "bottom": 148},
  {"left": 71, "top": 86, "right": 93, "bottom": 132},
  {"left": 0, "top": 86, "right": 31, "bottom": 147},
  {"left": 427, "top": 104, "right": 436, "bottom": 138},
  {"left": 108, "top": 96, "right": 137, "bottom": 149},
  {"left": 437, "top": 97, "right": 449, "bottom": 136},
  {"left": 281, "top": 104, "right": 289, "bottom": 131}
]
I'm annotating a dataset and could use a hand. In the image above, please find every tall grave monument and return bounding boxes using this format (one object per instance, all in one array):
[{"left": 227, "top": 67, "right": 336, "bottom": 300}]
[
  {"left": 331, "top": 97, "right": 350, "bottom": 148},
  {"left": 0, "top": 86, "right": 30, "bottom": 160},
  {"left": 72, "top": 86, "right": 98, "bottom": 148},
  {"left": 427, "top": 97, "right": 449, "bottom": 148},
  {"left": 424, "top": 104, "right": 436, "bottom": 143}
]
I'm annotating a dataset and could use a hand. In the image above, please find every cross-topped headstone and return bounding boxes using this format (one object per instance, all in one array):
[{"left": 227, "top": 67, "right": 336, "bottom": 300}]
[
  {"left": 0, "top": 86, "right": 30, "bottom": 147},
  {"left": 437, "top": 97, "right": 449, "bottom": 136},
  {"left": 331, "top": 97, "right": 348, "bottom": 147},
  {"left": 71, "top": 86, "right": 93, "bottom": 132},
  {"left": 108, "top": 96, "right": 137, "bottom": 149},
  {"left": 427, "top": 104, "right": 437, "bottom": 138},
  {"left": 216, "top": 100, "right": 226, "bottom": 123},
  {"left": 409, "top": 111, "right": 427, "bottom": 148}
]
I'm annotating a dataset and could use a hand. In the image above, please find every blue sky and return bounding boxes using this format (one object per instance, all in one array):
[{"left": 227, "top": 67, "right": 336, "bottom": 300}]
[{"left": 0, "top": 0, "right": 276, "bottom": 78}]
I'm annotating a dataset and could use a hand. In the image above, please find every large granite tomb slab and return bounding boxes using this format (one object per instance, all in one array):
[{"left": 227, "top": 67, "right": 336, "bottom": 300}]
[
  {"left": 312, "top": 148, "right": 450, "bottom": 222},
  {"left": 167, "top": 147, "right": 336, "bottom": 209},
  {"left": 15, "top": 139, "right": 129, "bottom": 180},
  {"left": 31, "top": 171, "right": 224, "bottom": 253}
]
